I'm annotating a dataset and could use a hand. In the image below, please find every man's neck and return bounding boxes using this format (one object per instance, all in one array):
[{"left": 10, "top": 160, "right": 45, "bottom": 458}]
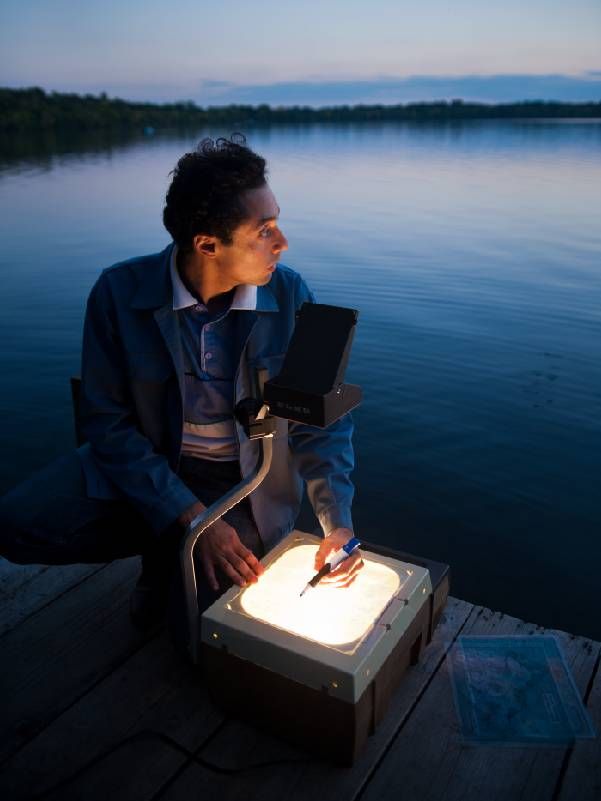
[{"left": 177, "top": 249, "right": 235, "bottom": 306}]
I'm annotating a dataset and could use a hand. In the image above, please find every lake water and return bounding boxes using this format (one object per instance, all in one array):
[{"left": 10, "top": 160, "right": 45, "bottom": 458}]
[{"left": 0, "top": 121, "right": 600, "bottom": 638}]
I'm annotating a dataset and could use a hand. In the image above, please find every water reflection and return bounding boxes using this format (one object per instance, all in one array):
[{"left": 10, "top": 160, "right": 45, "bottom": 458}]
[{"left": 2, "top": 119, "right": 600, "bottom": 173}]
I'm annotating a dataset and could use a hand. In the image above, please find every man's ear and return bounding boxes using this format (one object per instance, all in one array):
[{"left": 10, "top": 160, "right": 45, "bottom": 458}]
[{"left": 193, "top": 234, "right": 217, "bottom": 257}]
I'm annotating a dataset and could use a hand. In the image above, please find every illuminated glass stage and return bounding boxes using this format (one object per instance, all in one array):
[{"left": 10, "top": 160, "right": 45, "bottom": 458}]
[{"left": 240, "top": 543, "right": 403, "bottom": 650}]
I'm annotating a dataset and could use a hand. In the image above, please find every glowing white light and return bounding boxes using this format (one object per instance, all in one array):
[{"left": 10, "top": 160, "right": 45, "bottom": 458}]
[{"left": 240, "top": 544, "right": 402, "bottom": 647}]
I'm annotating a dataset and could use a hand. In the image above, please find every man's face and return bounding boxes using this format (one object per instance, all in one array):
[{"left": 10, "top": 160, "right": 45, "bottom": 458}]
[{"left": 215, "top": 183, "right": 288, "bottom": 286}]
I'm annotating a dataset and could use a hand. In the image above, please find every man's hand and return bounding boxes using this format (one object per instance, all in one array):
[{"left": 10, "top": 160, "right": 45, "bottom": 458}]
[
  {"left": 178, "top": 501, "right": 264, "bottom": 592},
  {"left": 314, "top": 527, "right": 364, "bottom": 588}
]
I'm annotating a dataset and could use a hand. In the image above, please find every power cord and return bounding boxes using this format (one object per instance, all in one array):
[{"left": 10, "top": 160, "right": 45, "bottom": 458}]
[{"left": 25, "top": 722, "right": 316, "bottom": 801}]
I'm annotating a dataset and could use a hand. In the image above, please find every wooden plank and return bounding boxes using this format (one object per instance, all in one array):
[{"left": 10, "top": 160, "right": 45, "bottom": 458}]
[
  {"left": 157, "top": 597, "right": 474, "bottom": 801},
  {"left": 556, "top": 654, "right": 601, "bottom": 801},
  {"left": 0, "top": 560, "right": 47, "bottom": 597},
  {"left": 0, "top": 632, "right": 225, "bottom": 801},
  {"left": 0, "top": 563, "right": 103, "bottom": 635},
  {"left": 360, "top": 608, "right": 601, "bottom": 801},
  {"left": 0, "top": 557, "right": 147, "bottom": 764}
]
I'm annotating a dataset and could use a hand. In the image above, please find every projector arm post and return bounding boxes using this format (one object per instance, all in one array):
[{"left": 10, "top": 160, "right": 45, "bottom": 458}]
[{"left": 180, "top": 405, "right": 275, "bottom": 665}]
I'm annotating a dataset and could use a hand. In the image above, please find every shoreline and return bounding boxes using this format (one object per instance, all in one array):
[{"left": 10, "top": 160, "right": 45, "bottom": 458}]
[{"left": 2, "top": 87, "right": 601, "bottom": 134}]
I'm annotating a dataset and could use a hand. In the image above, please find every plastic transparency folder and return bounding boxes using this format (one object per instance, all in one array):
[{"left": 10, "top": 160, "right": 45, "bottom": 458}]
[{"left": 448, "top": 635, "right": 596, "bottom": 746}]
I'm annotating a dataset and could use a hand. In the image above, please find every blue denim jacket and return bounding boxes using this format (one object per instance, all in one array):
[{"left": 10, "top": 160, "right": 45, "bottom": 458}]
[{"left": 77, "top": 244, "right": 355, "bottom": 551}]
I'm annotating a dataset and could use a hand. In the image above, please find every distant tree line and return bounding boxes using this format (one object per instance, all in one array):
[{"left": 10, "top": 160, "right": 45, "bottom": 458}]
[{"left": 2, "top": 87, "right": 600, "bottom": 132}]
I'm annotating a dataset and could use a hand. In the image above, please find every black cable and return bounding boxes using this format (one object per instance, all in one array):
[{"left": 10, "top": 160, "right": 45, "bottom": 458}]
[
  {"left": 25, "top": 724, "right": 315, "bottom": 801},
  {"left": 24, "top": 730, "right": 189, "bottom": 801}
]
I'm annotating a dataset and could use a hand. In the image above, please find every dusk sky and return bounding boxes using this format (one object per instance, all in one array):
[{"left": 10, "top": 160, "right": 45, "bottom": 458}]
[{"left": 2, "top": 0, "right": 600, "bottom": 105}]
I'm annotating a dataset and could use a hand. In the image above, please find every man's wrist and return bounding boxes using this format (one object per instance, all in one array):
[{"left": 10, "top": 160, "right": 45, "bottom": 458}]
[
  {"left": 177, "top": 500, "right": 206, "bottom": 528},
  {"left": 320, "top": 506, "right": 354, "bottom": 537},
  {"left": 325, "top": 525, "right": 353, "bottom": 537}
]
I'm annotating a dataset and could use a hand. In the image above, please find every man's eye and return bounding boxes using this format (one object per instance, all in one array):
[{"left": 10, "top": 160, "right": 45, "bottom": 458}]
[{"left": 259, "top": 227, "right": 273, "bottom": 238}]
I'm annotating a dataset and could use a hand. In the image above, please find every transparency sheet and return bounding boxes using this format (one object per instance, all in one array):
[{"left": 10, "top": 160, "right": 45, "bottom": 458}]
[{"left": 448, "top": 635, "right": 596, "bottom": 745}]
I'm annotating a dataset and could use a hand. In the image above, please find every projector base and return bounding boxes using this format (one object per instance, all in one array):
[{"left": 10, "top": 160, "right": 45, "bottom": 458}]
[{"left": 202, "top": 542, "right": 449, "bottom": 765}]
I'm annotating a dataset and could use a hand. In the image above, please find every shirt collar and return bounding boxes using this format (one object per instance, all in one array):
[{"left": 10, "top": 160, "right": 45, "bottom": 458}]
[{"left": 170, "top": 246, "right": 257, "bottom": 312}]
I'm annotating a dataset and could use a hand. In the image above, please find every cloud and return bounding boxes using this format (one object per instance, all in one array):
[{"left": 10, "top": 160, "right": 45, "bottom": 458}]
[
  {"left": 199, "top": 80, "right": 235, "bottom": 89},
  {"left": 196, "top": 73, "right": 601, "bottom": 107}
]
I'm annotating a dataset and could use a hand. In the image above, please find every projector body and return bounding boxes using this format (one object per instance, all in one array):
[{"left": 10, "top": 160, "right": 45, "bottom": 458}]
[{"left": 201, "top": 530, "right": 450, "bottom": 764}]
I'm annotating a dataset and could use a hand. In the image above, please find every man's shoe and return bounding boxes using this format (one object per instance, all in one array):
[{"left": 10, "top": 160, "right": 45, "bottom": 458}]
[{"left": 129, "top": 579, "right": 169, "bottom": 632}]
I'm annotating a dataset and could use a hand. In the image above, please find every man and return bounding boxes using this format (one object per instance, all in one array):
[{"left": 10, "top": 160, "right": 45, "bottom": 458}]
[{"left": 0, "top": 135, "right": 362, "bottom": 648}]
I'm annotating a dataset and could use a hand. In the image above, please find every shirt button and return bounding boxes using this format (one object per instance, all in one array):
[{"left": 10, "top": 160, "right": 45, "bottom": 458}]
[{"left": 205, "top": 352, "right": 213, "bottom": 360}]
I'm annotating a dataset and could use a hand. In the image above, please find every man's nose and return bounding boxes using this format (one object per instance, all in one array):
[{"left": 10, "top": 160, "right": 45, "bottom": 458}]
[{"left": 274, "top": 230, "right": 288, "bottom": 253}]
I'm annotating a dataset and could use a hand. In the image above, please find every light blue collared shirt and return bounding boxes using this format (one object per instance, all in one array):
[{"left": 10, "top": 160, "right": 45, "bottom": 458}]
[{"left": 170, "top": 247, "right": 256, "bottom": 461}]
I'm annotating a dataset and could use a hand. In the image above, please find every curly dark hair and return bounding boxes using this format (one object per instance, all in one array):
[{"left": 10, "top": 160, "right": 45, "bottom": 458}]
[{"left": 163, "top": 134, "right": 267, "bottom": 250}]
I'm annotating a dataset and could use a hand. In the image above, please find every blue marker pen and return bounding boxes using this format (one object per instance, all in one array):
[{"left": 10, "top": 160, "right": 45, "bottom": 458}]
[{"left": 299, "top": 537, "right": 361, "bottom": 596}]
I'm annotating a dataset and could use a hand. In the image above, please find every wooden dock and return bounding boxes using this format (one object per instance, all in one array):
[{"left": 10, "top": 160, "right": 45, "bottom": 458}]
[{"left": 0, "top": 556, "right": 599, "bottom": 801}]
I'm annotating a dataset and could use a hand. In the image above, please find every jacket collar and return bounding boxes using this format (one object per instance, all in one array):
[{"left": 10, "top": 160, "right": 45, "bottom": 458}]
[{"left": 130, "top": 242, "right": 279, "bottom": 313}]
